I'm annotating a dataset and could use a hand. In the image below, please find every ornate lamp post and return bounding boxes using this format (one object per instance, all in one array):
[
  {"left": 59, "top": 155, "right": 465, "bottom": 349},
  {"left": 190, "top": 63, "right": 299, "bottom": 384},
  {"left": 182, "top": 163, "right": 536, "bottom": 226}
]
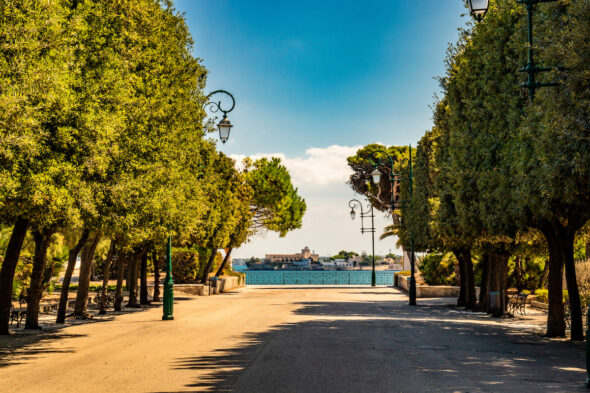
[
  {"left": 348, "top": 199, "right": 376, "bottom": 287},
  {"left": 162, "top": 89, "right": 236, "bottom": 321},
  {"left": 206, "top": 90, "right": 236, "bottom": 143},
  {"left": 370, "top": 146, "right": 415, "bottom": 306},
  {"left": 467, "top": 0, "right": 560, "bottom": 100},
  {"left": 162, "top": 235, "right": 174, "bottom": 320}
]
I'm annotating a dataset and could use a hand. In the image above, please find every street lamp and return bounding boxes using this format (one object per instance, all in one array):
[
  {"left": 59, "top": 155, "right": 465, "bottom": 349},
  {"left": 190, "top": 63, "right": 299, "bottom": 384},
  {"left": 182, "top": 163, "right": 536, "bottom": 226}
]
[
  {"left": 348, "top": 199, "right": 376, "bottom": 287},
  {"left": 467, "top": 0, "right": 560, "bottom": 100},
  {"left": 162, "top": 235, "right": 174, "bottom": 320},
  {"left": 162, "top": 89, "right": 237, "bottom": 321},
  {"left": 371, "top": 168, "right": 381, "bottom": 185},
  {"left": 468, "top": 0, "right": 489, "bottom": 22},
  {"left": 370, "top": 146, "right": 416, "bottom": 306},
  {"left": 206, "top": 90, "right": 236, "bottom": 143}
]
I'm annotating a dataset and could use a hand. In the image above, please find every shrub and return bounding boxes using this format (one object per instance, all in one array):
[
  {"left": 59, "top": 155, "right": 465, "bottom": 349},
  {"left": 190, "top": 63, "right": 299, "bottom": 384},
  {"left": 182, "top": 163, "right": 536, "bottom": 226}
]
[
  {"left": 418, "top": 252, "right": 457, "bottom": 286},
  {"left": 576, "top": 261, "right": 590, "bottom": 309},
  {"left": 172, "top": 248, "right": 199, "bottom": 283},
  {"left": 534, "top": 289, "right": 548, "bottom": 303},
  {"left": 534, "top": 289, "right": 569, "bottom": 304},
  {"left": 54, "top": 284, "right": 125, "bottom": 292}
]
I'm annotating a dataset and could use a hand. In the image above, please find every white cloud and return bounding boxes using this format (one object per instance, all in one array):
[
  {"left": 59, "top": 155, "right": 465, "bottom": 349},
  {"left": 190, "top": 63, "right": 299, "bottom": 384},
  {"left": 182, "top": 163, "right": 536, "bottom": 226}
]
[{"left": 230, "top": 144, "right": 361, "bottom": 187}]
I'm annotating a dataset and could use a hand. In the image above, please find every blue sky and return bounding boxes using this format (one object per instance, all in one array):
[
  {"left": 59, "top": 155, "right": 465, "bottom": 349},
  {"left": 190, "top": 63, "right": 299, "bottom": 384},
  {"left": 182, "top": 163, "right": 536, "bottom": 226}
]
[{"left": 173, "top": 0, "right": 470, "bottom": 257}]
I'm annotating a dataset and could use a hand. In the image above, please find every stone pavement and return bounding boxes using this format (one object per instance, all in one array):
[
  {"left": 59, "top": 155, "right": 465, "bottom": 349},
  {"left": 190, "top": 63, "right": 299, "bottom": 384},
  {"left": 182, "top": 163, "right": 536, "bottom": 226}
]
[{"left": 0, "top": 286, "right": 585, "bottom": 392}]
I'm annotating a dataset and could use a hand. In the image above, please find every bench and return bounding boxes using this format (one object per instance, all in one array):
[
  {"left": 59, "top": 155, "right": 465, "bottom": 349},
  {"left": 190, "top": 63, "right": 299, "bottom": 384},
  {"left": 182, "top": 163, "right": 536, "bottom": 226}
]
[
  {"left": 10, "top": 297, "right": 27, "bottom": 327},
  {"left": 508, "top": 293, "right": 528, "bottom": 315},
  {"left": 96, "top": 286, "right": 115, "bottom": 309}
]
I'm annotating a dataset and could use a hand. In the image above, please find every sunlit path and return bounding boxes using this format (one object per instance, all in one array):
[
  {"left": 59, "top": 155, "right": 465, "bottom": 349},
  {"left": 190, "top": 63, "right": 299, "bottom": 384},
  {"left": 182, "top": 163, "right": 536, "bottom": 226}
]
[{"left": 0, "top": 287, "right": 585, "bottom": 392}]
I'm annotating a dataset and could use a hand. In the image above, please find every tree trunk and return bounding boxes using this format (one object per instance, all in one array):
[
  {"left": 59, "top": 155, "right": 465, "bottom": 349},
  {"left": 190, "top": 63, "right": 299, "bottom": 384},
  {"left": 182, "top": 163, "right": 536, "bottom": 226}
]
[
  {"left": 0, "top": 219, "right": 29, "bottom": 334},
  {"left": 56, "top": 229, "right": 89, "bottom": 323},
  {"left": 565, "top": 255, "right": 583, "bottom": 340},
  {"left": 114, "top": 252, "right": 126, "bottom": 311},
  {"left": 478, "top": 252, "right": 490, "bottom": 312},
  {"left": 99, "top": 241, "right": 116, "bottom": 315},
  {"left": 127, "top": 251, "right": 140, "bottom": 307},
  {"left": 73, "top": 233, "right": 100, "bottom": 317},
  {"left": 152, "top": 251, "right": 160, "bottom": 302},
  {"left": 215, "top": 247, "right": 233, "bottom": 277},
  {"left": 514, "top": 256, "right": 523, "bottom": 293},
  {"left": 140, "top": 252, "right": 149, "bottom": 305},
  {"left": 201, "top": 248, "right": 217, "bottom": 284},
  {"left": 540, "top": 257, "right": 549, "bottom": 289},
  {"left": 455, "top": 249, "right": 467, "bottom": 307},
  {"left": 488, "top": 248, "right": 509, "bottom": 318},
  {"left": 542, "top": 223, "right": 567, "bottom": 338},
  {"left": 25, "top": 229, "right": 54, "bottom": 329},
  {"left": 458, "top": 248, "right": 476, "bottom": 310}
]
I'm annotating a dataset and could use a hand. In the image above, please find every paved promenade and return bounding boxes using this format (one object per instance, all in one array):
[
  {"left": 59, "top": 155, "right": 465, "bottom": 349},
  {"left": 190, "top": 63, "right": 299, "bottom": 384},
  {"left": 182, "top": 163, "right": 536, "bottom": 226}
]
[{"left": 0, "top": 286, "right": 586, "bottom": 392}]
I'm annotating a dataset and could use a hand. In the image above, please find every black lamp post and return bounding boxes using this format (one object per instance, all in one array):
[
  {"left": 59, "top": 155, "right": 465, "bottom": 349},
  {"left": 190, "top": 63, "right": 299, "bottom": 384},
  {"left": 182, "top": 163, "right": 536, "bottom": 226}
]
[
  {"left": 467, "top": 0, "right": 560, "bottom": 100},
  {"left": 162, "top": 89, "right": 236, "bottom": 321},
  {"left": 370, "top": 146, "right": 415, "bottom": 306},
  {"left": 206, "top": 90, "right": 236, "bottom": 143},
  {"left": 348, "top": 199, "right": 376, "bottom": 287}
]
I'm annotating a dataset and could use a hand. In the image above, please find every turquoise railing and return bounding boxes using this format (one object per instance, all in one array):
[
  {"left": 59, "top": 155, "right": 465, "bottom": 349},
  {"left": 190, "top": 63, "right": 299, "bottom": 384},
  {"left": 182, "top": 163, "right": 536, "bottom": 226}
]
[{"left": 244, "top": 270, "right": 397, "bottom": 286}]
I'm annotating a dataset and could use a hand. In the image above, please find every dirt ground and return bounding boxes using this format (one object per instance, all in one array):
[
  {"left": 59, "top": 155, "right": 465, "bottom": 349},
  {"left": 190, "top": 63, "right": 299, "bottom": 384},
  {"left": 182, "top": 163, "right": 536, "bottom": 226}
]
[{"left": 0, "top": 286, "right": 585, "bottom": 392}]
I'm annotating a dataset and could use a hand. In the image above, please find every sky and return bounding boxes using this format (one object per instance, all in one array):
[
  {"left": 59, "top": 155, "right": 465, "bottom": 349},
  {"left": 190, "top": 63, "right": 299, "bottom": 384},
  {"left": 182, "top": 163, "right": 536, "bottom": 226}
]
[{"left": 173, "top": 0, "right": 470, "bottom": 258}]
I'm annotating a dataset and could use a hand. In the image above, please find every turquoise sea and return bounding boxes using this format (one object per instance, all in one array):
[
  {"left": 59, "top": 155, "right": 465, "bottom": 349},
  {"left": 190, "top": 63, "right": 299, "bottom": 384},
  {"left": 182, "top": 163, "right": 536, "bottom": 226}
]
[{"left": 243, "top": 270, "right": 398, "bottom": 286}]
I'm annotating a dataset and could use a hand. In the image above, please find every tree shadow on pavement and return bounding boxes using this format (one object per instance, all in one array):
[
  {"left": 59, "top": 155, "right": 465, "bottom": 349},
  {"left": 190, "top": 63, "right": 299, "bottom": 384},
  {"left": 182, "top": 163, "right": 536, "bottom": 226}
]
[
  {"left": 170, "top": 299, "right": 586, "bottom": 393},
  {"left": 0, "top": 331, "right": 83, "bottom": 368}
]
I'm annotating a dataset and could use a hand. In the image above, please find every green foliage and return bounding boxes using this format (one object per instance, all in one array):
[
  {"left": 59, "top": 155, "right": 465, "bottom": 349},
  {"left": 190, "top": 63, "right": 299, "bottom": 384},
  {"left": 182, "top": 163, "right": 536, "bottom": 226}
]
[
  {"left": 331, "top": 250, "right": 358, "bottom": 260},
  {"left": 54, "top": 284, "right": 124, "bottom": 292},
  {"left": 245, "top": 157, "right": 306, "bottom": 237},
  {"left": 534, "top": 289, "right": 570, "bottom": 305},
  {"left": 419, "top": 252, "right": 458, "bottom": 286},
  {"left": 171, "top": 248, "right": 199, "bottom": 284},
  {"left": 534, "top": 289, "right": 569, "bottom": 304},
  {"left": 347, "top": 144, "right": 411, "bottom": 214},
  {"left": 574, "top": 236, "right": 586, "bottom": 262}
]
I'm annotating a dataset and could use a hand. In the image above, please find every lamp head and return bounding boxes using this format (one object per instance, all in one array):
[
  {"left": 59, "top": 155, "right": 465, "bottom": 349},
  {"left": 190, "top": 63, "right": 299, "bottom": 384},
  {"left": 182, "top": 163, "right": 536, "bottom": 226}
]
[
  {"left": 468, "top": 0, "right": 489, "bottom": 22},
  {"left": 371, "top": 168, "right": 381, "bottom": 184},
  {"left": 218, "top": 115, "right": 233, "bottom": 144}
]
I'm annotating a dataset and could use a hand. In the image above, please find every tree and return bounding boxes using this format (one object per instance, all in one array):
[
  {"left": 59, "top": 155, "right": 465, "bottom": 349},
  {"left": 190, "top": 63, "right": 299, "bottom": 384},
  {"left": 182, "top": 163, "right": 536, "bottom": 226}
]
[
  {"left": 347, "top": 144, "right": 411, "bottom": 213},
  {"left": 512, "top": 0, "right": 590, "bottom": 339},
  {"left": 244, "top": 157, "right": 306, "bottom": 237}
]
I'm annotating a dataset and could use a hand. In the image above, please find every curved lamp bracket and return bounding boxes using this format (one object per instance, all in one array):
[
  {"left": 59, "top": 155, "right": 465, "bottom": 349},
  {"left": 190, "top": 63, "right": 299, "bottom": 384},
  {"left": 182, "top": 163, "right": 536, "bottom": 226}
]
[{"left": 206, "top": 90, "right": 235, "bottom": 117}]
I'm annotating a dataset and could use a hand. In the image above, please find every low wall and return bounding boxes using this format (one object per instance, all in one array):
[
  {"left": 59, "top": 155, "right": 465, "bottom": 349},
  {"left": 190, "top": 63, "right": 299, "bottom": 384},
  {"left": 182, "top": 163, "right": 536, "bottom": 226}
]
[
  {"left": 530, "top": 300, "right": 548, "bottom": 310},
  {"left": 397, "top": 275, "right": 480, "bottom": 298},
  {"left": 219, "top": 276, "right": 242, "bottom": 292},
  {"left": 148, "top": 283, "right": 210, "bottom": 297},
  {"left": 148, "top": 276, "right": 244, "bottom": 297}
]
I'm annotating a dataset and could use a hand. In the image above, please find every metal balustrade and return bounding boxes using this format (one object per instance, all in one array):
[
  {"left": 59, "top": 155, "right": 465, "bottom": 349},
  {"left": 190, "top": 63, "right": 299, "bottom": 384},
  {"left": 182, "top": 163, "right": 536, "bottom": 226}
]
[{"left": 244, "top": 271, "right": 398, "bottom": 286}]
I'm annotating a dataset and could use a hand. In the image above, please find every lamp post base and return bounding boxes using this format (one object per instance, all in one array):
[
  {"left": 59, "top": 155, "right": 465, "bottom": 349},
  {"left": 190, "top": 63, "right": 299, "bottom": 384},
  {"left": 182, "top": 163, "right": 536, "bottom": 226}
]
[
  {"left": 162, "top": 282, "right": 174, "bottom": 321},
  {"left": 409, "top": 276, "right": 417, "bottom": 306},
  {"left": 585, "top": 307, "right": 590, "bottom": 387}
]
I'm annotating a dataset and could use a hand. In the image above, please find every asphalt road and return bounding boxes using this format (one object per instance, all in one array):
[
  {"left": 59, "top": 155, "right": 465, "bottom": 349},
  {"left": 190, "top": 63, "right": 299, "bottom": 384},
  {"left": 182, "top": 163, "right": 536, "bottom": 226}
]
[{"left": 0, "top": 286, "right": 586, "bottom": 392}]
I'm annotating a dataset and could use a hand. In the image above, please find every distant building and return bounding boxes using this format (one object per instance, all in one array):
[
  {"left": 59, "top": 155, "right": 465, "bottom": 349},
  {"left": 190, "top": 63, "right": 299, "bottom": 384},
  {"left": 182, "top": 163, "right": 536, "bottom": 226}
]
[
  {"left": 349, "top": 255, "right": 363, "bottom": 264},
  {"left": 266, "top": 246, "right": 319, "bottom": 263},
  {"left": 321, "top": 259, "right": 354, "bottom": 270}
]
